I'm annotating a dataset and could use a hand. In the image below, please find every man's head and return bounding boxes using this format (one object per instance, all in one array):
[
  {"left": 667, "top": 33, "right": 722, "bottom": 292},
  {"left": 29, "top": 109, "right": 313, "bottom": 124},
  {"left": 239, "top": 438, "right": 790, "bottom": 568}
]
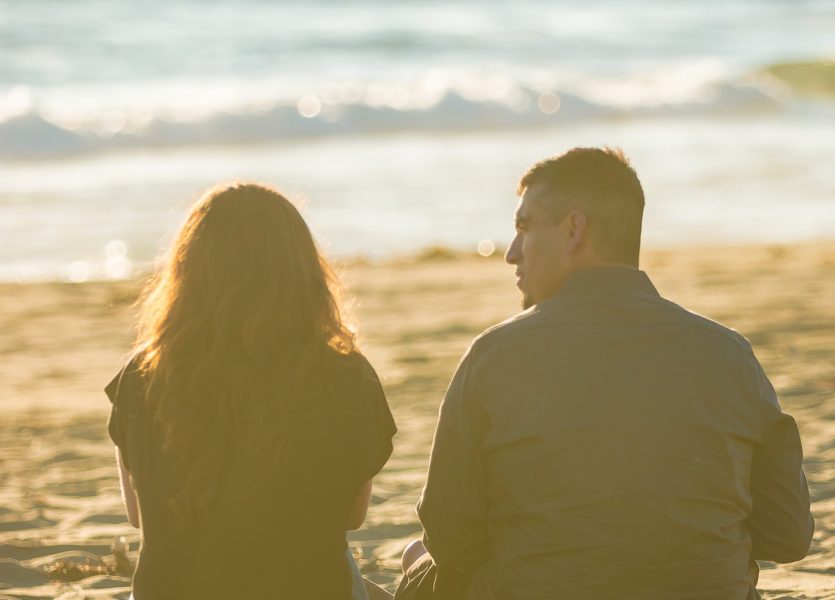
[{"left": 506, "top": 147, "right": 645, "bottom": 308}]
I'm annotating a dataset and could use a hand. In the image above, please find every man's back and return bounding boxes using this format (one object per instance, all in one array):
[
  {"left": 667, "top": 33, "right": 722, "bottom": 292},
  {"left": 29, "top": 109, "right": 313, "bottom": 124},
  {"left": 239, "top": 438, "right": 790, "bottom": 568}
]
[{"left": 418, "top": 267, "right": 813, "bottom": 600}]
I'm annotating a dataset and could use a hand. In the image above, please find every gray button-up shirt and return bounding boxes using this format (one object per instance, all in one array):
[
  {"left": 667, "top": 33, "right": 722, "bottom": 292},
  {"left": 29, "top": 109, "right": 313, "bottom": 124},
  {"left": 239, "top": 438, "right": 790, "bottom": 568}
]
[{"left": 418, "top": 267, "right": 813, "bottom": 600}]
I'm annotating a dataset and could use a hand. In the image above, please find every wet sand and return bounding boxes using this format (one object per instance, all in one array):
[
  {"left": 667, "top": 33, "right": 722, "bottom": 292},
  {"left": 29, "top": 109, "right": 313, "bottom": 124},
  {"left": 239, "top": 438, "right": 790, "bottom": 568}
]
[{"left": 1, "top": 242, "right": 834, "bottom": 598}]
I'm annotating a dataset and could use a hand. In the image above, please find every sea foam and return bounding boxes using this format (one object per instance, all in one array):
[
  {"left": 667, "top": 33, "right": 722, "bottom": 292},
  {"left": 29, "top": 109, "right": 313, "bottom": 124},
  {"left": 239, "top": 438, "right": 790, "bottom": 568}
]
[{"left": 0, "top": 80, "right": 785, "bottom": 161}]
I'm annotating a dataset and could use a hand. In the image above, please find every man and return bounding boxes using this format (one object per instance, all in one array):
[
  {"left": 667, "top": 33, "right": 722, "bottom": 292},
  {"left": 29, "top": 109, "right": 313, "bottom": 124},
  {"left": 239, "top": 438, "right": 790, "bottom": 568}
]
[{"left": 396, "top": 147, "right": 814, "bottom": 599}]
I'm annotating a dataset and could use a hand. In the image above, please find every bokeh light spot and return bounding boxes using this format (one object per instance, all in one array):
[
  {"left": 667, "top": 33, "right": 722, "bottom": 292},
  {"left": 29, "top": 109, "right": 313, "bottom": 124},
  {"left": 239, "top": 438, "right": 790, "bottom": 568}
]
[
  {"left": 66, "top": 261, "right": 90, "bottom": 283},
  {"left": 105, "top": 239, "right": 127, "bottom": 259},
  {"left": 297, "top": 96, "right": 322, "bottom": 118},
  {"left": 538, "top": 92, "right": 561, "bottom": 114},
  {"left": 477, "top": 239, "right": 496, "bottom": 257}
]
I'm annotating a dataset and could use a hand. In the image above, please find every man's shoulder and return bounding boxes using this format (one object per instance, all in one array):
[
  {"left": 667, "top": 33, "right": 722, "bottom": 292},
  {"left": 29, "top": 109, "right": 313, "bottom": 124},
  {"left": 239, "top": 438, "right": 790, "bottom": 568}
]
[
  {"left": 470, "top": 292, "right": 754, "bottom": 359},
  {"left": 468, "top": 297, "right": 570, "bottom": 358},
  {"left": 475, "top": 304, "right": 536, "bottom": 342},
  {"left": 655, "top": 295, "right": 754, "bottom": 352}
]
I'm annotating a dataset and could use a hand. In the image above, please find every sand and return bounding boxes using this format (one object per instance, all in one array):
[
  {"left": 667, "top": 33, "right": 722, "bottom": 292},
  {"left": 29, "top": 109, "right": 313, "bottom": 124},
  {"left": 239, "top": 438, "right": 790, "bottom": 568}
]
[{"left": 1, "top": 242, "right": 834, "bottom": 599}]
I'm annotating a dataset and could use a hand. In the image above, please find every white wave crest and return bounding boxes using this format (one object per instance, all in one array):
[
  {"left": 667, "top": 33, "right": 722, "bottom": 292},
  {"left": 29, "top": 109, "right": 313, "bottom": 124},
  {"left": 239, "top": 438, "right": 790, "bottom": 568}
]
[{"left": 0, "top": 83, "right": 782, "bottom": 161}]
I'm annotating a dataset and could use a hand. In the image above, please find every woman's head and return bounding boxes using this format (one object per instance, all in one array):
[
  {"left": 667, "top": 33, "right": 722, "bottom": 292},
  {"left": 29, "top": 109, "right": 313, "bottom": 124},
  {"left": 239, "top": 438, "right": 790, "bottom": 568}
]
[
  {"left": 138, "top": 182, "right": 353, "bottom": 368},
  {"left": 134, "top": 182, "right": 355, "bottom": 518}
]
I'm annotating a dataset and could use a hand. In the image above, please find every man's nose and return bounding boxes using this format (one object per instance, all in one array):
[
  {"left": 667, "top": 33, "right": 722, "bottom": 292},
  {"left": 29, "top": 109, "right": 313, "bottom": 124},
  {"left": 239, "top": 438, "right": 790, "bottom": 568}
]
[{"left": 505, "top": 234, "right": 520, "bottom": 264}]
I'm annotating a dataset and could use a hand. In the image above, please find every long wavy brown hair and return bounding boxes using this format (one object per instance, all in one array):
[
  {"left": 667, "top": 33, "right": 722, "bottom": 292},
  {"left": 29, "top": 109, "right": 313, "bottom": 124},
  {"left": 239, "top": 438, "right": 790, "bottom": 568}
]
[{"left": 133, "top": 182, "right": 355, "bottom": 521}]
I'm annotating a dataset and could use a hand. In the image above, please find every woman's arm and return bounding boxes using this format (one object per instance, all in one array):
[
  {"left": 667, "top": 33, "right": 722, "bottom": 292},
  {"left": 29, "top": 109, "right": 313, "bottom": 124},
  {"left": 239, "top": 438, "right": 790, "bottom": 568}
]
[
  {"left": 347, "top": 479, "right": 373, "bottom": 530},
  {"left": 116, "top": 447, "right": 140, "bottom": 528}
]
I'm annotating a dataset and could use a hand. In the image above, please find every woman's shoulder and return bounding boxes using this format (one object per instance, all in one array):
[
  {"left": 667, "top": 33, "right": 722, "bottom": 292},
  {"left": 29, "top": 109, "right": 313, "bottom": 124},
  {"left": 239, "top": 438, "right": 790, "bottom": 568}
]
[
  {"left": 316, "top": 350, "right": 396, "bottom": 477},
  {"left": 104, "top": 355, "right": 147, "bottom": 410},
  {"left": 325, "top": 350, "right": 381, "bottom": 386},
  {"left": 320, "top": 350, "right": 390, "bottom": 417}
]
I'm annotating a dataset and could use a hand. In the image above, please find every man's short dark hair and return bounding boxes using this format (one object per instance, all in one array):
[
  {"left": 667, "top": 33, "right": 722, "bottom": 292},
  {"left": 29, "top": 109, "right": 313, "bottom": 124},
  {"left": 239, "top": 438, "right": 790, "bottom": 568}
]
[{"left": 518, "top": 147, "right": 645, "bottom": 266}]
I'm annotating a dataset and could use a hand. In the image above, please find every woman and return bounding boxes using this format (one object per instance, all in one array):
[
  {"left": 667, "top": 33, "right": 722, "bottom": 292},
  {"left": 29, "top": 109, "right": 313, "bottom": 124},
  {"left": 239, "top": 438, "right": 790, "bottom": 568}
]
[{"left": 106, "top": 182, "right": 396, "bottom": 600}]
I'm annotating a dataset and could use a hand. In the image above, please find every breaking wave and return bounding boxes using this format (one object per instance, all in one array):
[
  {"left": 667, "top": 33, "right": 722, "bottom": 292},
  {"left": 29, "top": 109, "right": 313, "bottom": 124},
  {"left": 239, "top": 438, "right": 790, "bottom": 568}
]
[{"left": 0, "top": 79, "right": 795, "bottom": 160}]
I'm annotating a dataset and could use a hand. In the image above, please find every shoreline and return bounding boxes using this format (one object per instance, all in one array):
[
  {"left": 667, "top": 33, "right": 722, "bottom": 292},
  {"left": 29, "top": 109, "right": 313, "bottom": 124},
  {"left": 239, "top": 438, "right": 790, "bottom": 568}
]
[
  {"left": 1, "top": 239, "right": 834, "bottom": 597},
  {"left": 5, "top": 237, "right": 835, "bottom": 287}
]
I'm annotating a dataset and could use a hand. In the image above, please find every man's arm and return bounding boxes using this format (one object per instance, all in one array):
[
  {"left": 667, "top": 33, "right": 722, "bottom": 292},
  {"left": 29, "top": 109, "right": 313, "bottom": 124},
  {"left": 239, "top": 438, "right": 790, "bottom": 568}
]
[
  {"left": 747, "top": 413, "right": 814, "bottom": 562},
  {"left": 417, "top": 347, "right": 490, "bottom": 576},
  {"left": 745, "top": 354, "right": 814, "bottom": 563}
]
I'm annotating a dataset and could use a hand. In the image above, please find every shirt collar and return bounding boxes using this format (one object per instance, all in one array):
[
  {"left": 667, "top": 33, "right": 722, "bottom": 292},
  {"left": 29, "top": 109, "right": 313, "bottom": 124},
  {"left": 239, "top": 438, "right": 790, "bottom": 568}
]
[{"left": 541, "top": 266, "right": 659, "bottom": 307}]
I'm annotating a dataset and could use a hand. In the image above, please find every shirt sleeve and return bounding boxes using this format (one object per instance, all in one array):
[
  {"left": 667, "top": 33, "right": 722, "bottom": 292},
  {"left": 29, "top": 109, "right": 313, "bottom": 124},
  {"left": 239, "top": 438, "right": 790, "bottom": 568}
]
[
  {"left": 417, "top": 343, "right": 490, "bottom": 579},
  {"left": 104, "top": 360, "right": 138, "bottom": 471},
  {"left": 350, "top": 354, "right": 397, "bottom": 482},
  {"left": 745, "top": 350, "right": 814, "bottom": 563}
]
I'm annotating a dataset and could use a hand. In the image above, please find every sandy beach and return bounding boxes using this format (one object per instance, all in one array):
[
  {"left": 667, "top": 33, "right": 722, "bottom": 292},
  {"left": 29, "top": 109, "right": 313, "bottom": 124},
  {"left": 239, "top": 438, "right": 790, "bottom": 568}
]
[{"left": 1, "top": 241, "right": 834, "bottom": 599}]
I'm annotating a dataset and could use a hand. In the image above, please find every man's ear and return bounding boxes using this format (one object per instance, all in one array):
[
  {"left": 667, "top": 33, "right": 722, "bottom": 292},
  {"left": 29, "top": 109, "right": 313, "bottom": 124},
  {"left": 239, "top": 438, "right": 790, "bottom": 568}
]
[{"left": 564, "top": 209, "right": 588, "bottom": 254}]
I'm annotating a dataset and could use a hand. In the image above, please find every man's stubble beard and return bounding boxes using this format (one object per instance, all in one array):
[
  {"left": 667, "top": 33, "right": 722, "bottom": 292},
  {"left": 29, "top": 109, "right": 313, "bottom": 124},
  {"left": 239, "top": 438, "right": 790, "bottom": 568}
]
[{"left": 521, "top": 293, "right": 533, "bottom": 310}]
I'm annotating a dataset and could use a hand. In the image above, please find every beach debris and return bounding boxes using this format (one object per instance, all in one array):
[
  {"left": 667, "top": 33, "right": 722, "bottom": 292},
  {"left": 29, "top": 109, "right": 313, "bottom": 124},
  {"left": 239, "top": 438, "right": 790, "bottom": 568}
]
[
  {"left": 42, "top": 551, "right": 112, "bottom": 582},
  {"left": 44, "top": 560, "right": 111, "bottom": 582},
  {"left": 37, "top": 539, "right": 135, "bottom": 583}
]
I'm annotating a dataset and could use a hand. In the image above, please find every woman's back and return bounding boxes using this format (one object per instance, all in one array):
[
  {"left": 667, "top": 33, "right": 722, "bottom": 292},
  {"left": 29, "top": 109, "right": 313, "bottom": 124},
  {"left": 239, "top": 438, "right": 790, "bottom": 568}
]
[
  {"left": 107, "top": 352, "right": 393, "bottom": 600},
  {"left": 106, "top": 183, "right": 396, "bottom": 599}
]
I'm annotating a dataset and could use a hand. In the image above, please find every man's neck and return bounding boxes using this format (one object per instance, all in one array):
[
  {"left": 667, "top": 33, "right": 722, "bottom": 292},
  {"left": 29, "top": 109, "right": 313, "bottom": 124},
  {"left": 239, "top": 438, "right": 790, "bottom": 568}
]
[{"left": 572, "top": 256, "right": 637, "bottom": 271}]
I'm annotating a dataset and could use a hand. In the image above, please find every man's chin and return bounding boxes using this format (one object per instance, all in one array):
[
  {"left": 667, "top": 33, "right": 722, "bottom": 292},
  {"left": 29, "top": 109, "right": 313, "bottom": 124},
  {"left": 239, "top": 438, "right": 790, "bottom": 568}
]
[{"left": 521, "top": 293, "right": 534, "bottom": 310}]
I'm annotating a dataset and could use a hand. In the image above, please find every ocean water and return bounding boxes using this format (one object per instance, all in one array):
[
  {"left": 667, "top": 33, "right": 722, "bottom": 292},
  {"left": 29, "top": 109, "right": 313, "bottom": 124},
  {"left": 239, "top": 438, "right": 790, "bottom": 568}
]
[{"left": 1, "top": 0, "right": 834, "bottom": 281}]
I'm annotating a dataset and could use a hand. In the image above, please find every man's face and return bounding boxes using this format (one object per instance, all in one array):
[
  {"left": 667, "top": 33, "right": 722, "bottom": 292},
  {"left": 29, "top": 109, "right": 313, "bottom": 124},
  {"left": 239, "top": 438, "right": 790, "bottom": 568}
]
[{"left": 505, "top": 184, "right": 571, "bottom": 309}]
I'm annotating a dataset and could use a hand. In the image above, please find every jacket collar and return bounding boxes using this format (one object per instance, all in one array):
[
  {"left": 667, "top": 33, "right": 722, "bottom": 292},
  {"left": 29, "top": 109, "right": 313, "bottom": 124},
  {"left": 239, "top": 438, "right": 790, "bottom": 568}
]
[{"left": 538, "top": 266, "right": 659, "bottom": 309}]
